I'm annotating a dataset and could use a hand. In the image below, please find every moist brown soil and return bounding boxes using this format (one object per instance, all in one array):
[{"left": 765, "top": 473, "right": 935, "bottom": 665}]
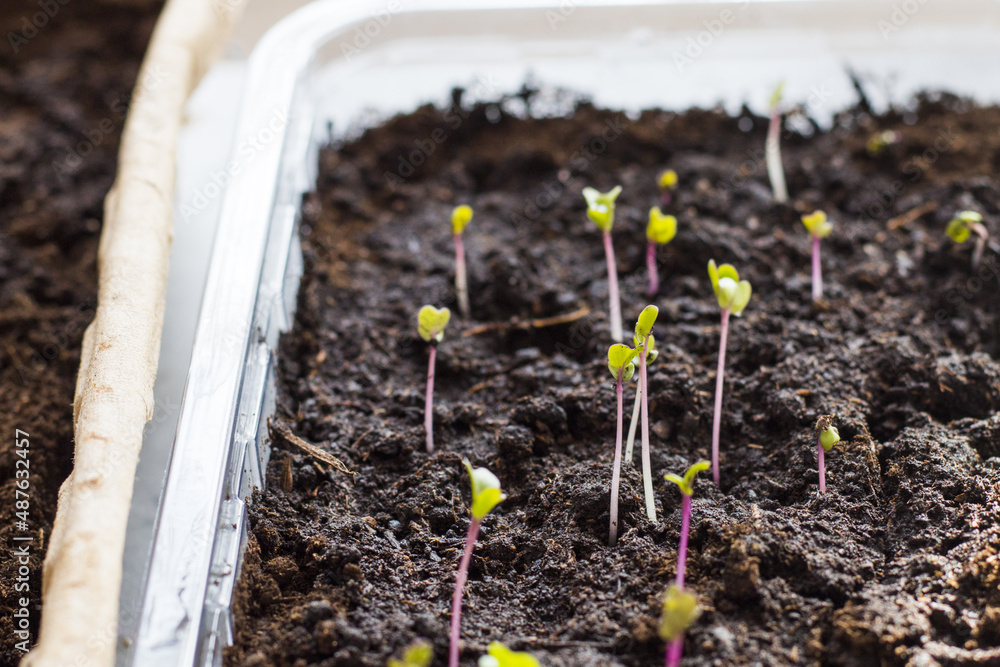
[
  {"left": 0, "top": 3, "right": 161, "bottom": 664},
  {"left": 227, "top": 90, "right": 1000, "bottom": 666}
]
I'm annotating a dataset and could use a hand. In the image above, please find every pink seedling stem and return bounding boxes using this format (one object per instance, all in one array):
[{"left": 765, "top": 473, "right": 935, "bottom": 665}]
[
  {"left": 417, "top": 305, "right": 451, "bottom": 453},
  {"left": 811, "top": 236, "right": 823, "bottom": 302},
  {"left": 647, "top": 241, "right": 659, "bottom": 296},
  {"left": 425, "top": 345, "right": 437, "bottom": 453},
  {"left": 663, "top": 461, "right": 709, "bottom": 667},
  {"left": 609, "top": 367, "right": 625, "bottom": 547},
  {"left": 818, "top": 437, "right": 826, "bottom": 494},
  {"left": 451, "top": 462, "right": 505, "bottom": 667},
  {"left": 711, "top": 308, "right": 730, "bottom": 486},
  {"left": 603, "top": 230, "right": 623, "bottom": 342},
  {"left": 666, "top": 496, "right": 691, "bottom": 667},
  {"left": 449, "top": 517, "right": 480, "bottom": 667},
  {"left": 816, "top": 419, "right": 840, "bottom": 495}
]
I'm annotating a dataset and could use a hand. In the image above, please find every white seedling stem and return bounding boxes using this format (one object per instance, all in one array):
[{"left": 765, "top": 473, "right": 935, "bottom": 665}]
[
  {"left": 454, "top": 234, "right": 469, "bottom": 319},
  {"left": 766, "top": 108, "right": 788, "bottom": 203},
  {"left": 603, "top": 230, "right": 623, "bottom": 342}
]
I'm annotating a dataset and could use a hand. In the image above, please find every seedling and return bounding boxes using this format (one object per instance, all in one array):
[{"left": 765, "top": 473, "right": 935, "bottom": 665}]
[
  {"left": 477, "top": 642, "right": 540, "bottom": 667},
  {"left": 866, "top": 129, "right": 900, "bottom": 156},
  {"left": 766, "top": 81, "right": 788, "bottom": 203},
  {"left": 418, "top": 305, "right": 451, "bottom": 453},
  {"left": 659, "top": 585, "right": 701, "bottom": 667},
  {"left": 634, "top": 305, "right": 659, "bottom": 522},
  {"left": 607, "top": 342, "right": 639, "bottom": 547},
  {"left": 946, "top": 210, "right": 989, "bottom": 269},
  {"left": 663, "top": 460, "right": 709, "bottom": 666},
  {"left": 452, "top": 205, "right": 473, "bottom": 318},
  {"left": 388, "top": 640, "right": 433, "bottom": 667},
  {"left": 450, "top": 461, "right": 506, "bottom": 667},
  {"left": 815, "top": 415, "right": 840, "bottom": 494},
  {"left": 583, "top": 185, "right": 624, "bottom": 342},
  {"left": 801, "top": 210, "right": 833, "bottom": 302},
  {"left": 657, "top": 169, "right": 678, "bottom": 206},
  {"left": 625, "top": 334, "right": 658, "bottom": 466},
  {"left": 646, "top": 207, "right": 678, "bottom": 296},
  {"left": 707, "top": 261, "right": 752, "bottom": 486}
]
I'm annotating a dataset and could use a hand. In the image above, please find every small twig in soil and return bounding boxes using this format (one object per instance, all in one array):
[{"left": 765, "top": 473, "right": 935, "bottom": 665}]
[
  {"left": 460, "top": 306, "right": 590, "bottom": 337},
  {"left": 887, "top": 201, "right": 937, "bottom": 230},
  {"left": 271, "top": 421, "right": 355, "bottom": 477}
]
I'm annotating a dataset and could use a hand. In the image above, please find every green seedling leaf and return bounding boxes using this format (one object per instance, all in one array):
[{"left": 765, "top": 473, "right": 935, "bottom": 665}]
[
  {"left": 801, "top": 210, "right": 833, "bottom": 239},
  {"left": 946, "top": 210, "right": 983, "bottom": 244},
  {"left": 583, "top": 185, "right": 623, "bottom": 232},
  {"left": 658, "top": 585, "right": 701, "bottom": 642},
  {"left": 608, "top": 343, "right": 639, "bottom": 382},
  {"left": 477, "top": 642, "right": 540, "bottom": 667},
  {"left": 464, "top": 459, "right": 506, "bottom": 520},
  {"left": 647, "top": 207, "right": 678, "bottom": 245},
  {"left": 635, "top": 305, "right": 659, "bottom": 341},
  {"left": 388, "top": 640, "right": 433, "bottom": 667},
  {"left": 708, "top": 260, "right": 752, "bottom": 315},
  {"left": 452, "top": 205, "right": 473, "bottom": 235},
  {"left": 769, "top": 80, "right": 785, "bottom": 111},
  {"left": 866, "top": 129, "right": 900, "bottom": 156},
  {"left": 657, "top": 169, "right": 678, "bottom": 191},
  {"left": 417, "top": 305, "right": 451, "bottom": 343},
  {"left": 819, "top": 426, "right": 841, "bottom": 452},
  {"left": 664, "top": 460, "right": 710, "bottom": 497},
  {"left": 630, "top": 333, "right": 658, "bottom": 365}
]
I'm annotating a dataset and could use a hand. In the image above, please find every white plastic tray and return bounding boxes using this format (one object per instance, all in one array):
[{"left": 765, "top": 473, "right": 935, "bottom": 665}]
[{"left": 123, "top": 1, "right": 1000, "bottom": 665}]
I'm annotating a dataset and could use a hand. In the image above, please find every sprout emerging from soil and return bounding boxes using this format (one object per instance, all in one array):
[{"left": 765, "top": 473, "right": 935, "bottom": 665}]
[
  {"left": 707, "top": 261, "right": 752, "bottom": 486},
  {"left": 647, "top": 207, "right": 678, "bottom": 296},
  {"left": 659, "top": 585, "right": 701, "bottom": 667},
  {"left": 625, "top": 335, "right": 658, "bottom": 466},
  {"left": 662, "top": 460, "right": 709, "bottom": 666},
  {"left": 477, "top": 642, "right": 540, "bottom": 667},
  {"left": 452, "top": 205, "right": 473, "bottom": 318},
  {"left": 946, "top": 210, "right": 989, "bottom": 269},
  {"left": 766, "top": 81, "right": 788, "bottom": 203},
  {"left": 583, "top": 185, "right": 624, "bottom": 342},
  {"left": 418, "top": 305, "right": 451, "bottom": 453},
  {"left": 634, "top": 305, "right": 660, "bottom": 522},
  {"left": 801, "top": 210, "right": 833, "bottom": 302},
  {"left": 816, "top": 415, "right": 840, "bottom": 494},
  {"left": 388, "top": 640, "right": 433, "bottom": 667},
  {"left": 657, "top": 169, "right": 678, "bottom": 206},
  {"left": 608, "top": 342, "right": 639, "bottom": 547},
  {"left": 451, "top": 461, "right": 506, "bottom": 667},
  {"left": 866, "top": 129, "right": 900, "bottom": 156}
]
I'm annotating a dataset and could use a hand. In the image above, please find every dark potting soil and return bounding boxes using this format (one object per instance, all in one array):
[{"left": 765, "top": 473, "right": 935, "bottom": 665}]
[
  {"left": 0, "top": 3, "right": 161, "bottom": 664},
  {"left": 227, "top": 90, "right": 1000, "bottom": 667}
]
